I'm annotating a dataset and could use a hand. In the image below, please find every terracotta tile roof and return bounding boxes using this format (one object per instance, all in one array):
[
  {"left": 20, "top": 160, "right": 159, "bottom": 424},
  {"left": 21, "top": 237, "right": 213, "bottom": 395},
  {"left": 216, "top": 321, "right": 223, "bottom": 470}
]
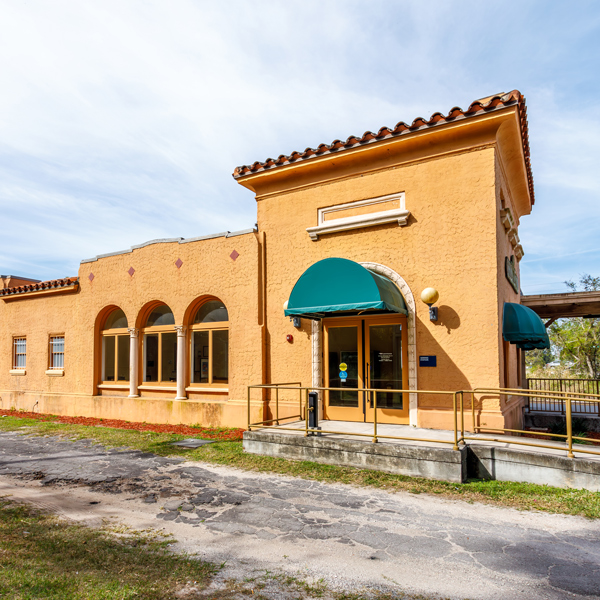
[
  {"left": 0, "top": 276, "right": 78, "bottom": 297},
  {"left": 233, "top": 90, "right": 534, "bottom": 204}
]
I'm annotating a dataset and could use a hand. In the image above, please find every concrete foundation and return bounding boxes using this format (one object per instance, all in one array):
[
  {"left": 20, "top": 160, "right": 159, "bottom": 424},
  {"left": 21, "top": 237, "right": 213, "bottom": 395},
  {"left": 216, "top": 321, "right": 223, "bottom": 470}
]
[
  {"left": 244, "top": 430, "right": 468, "bottom": 483},
  {"left": 468, "top": 445, "right": 600, "bottom": 492},
  {"left": 244, "top": 428, "right": 600, "bottom": 490}
]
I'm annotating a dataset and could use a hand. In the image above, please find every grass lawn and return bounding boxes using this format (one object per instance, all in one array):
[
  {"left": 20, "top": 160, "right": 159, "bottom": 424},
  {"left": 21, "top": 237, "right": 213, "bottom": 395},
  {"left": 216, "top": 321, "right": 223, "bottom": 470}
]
[
  {"left": 1, "top": 413, "right": 599, "bottom": 519},
  {"left": 0, "top": 500, "right": 445, "bottom": 600},
  {"left": 0, "top": 499, "right": 215, "bottom": 599}
]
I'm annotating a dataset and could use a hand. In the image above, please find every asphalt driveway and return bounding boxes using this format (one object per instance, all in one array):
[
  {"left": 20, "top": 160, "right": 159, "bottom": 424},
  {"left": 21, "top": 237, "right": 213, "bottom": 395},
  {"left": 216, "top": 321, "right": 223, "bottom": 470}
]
[{"left": 1, "top": 430, "right": 599, "bottom": 599}]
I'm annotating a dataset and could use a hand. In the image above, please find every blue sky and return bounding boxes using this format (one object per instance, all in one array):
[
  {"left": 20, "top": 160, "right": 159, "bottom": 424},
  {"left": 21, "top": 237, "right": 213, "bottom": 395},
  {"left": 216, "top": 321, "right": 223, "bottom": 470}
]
[{"left": 1, "top": 1, "right": 599, "bottom": 294}]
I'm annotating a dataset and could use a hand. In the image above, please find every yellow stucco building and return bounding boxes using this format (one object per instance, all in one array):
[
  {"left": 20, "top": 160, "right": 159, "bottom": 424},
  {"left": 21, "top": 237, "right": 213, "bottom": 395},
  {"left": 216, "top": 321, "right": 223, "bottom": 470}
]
[{"left": 0, "top": 90, "right": 542, "bottom": 432}]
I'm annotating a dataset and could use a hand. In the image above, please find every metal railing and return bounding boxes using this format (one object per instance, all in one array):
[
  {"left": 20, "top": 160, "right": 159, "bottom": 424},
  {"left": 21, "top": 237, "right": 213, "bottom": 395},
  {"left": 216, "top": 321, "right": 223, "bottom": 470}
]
[
  {"left": 468, "top": 387, "right": 600, "bottom": 458},
  {"left": 248, "top": 384, "right": 464, "bottom": 450},
  {"left": 526, "top": 378, "right": 600, "bottom": 415},
  {"left": 247, "top": 383, "right": 600, "bottom": 460},
  {"left": 246, "top": 382, "right": 302, "bottom": 429}
]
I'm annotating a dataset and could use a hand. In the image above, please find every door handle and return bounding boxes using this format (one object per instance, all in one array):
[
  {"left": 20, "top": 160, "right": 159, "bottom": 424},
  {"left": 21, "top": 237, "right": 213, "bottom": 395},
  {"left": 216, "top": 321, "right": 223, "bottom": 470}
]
[{"left": 366, "top": 362, "right": 371, "bottom": 407}]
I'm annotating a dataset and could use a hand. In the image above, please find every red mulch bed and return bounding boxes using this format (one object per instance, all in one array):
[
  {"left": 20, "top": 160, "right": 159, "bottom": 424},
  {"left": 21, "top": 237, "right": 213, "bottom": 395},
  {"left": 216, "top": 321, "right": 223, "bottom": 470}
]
[{"left": 0, "top": 409, "right": 244, "bottom": 441}]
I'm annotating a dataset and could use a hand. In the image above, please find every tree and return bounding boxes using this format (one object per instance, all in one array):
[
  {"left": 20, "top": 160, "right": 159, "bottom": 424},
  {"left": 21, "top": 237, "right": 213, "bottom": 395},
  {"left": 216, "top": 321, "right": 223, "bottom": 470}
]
[
  {"left": 525, "top": 346, "right": 554, "bottom": 375},
  {"left": 547, "top": 274, "right": 600, "bottom": 379}
]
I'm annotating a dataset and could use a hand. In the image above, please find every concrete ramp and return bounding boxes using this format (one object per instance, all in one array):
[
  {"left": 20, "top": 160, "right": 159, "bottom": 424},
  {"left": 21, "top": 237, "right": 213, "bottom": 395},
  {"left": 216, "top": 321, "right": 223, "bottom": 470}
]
[{"left": 244, "top": 426, "right": 600, "bottom": 490}]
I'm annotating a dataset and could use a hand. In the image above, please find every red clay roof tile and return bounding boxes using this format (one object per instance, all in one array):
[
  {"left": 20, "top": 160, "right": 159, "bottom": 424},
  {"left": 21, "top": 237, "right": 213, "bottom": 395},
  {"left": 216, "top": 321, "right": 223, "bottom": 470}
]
[
  {"left": 233, "top": 90, "right": 534, "bottom": 205},
  {"left": 0, "top": 276, "right": 78, "bottom": 297}
]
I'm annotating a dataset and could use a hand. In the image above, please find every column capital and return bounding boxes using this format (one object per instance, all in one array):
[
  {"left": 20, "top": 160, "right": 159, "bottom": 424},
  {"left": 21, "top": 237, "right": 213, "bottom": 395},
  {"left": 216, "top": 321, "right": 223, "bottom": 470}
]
[
  {"left": 174, "top": 325, "right": 187, "bottom": 336},
  {"left": 127, "top": 328, "right": 139, "bottom": 338}
]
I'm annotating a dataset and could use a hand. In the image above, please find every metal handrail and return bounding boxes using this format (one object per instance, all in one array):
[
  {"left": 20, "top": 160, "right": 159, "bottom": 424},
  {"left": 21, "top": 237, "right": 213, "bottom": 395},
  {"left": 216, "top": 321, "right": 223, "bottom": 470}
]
[
  {"left": 248, "top": 384, "right": 460, "bottom": 449},
  {"left": 247, "top": 382, "right": 600, "bottom": 460},
  {"left": 468, "top": 387, "right": 600, "bottom": 459}
]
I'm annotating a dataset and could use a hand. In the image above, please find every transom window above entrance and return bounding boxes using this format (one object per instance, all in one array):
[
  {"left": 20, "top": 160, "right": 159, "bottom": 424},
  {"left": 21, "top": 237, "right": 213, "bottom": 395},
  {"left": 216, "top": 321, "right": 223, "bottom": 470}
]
[
  {"left": 101, "top": 308, "right": 129, "bottom": 383},
  {"left": 306, "top": 193, "right": 409, "bottom": 241},
  {"left": 189, "top": 299, "right": 229, "bottom": 386}
]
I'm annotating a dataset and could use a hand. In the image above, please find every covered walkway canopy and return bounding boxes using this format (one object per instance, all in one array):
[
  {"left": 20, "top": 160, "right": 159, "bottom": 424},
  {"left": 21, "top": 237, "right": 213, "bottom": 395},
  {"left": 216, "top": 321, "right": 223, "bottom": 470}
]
[
  {"left": 284, "top": 257, "right": 407, "bottom": 319},
  {"left": 521, "top": 291, "right": 600, "bottom": 326}
]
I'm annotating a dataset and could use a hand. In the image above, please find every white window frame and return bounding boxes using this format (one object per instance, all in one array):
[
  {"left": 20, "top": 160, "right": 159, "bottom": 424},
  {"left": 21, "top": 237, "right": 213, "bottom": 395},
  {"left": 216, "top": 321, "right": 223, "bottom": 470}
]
[
  {"left": 306, "top": 192, "right": 409, "bottom": 241},
  {"left": 47, "top": 335, "right": 65, "bottom": 375},
  {"left": 11, "top": 337, "right": 26, "bottom": 374}
]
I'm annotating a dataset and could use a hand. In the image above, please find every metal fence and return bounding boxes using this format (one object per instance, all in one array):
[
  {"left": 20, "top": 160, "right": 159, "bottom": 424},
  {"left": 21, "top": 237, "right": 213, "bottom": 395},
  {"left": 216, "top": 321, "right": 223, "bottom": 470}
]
[{"left": 526, "top": 378, "right": 600, "bottom": 415}]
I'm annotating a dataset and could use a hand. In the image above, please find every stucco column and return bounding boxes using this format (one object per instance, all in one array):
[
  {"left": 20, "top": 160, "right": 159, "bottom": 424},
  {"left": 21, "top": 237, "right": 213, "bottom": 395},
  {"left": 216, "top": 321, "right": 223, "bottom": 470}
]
[
  {"left": 128, "top": 328, "right": 139, "bottom": 398},
  {"left": 175, "top": 326, "right": 187, "bottom": 400},
  {"left": 311, "top": 319, "right": 324, "bottom": 420}
]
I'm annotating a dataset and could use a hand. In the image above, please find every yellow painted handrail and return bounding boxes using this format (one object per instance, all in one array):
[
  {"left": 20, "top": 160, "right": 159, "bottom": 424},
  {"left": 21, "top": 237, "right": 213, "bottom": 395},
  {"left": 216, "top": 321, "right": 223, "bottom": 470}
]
[{"left": 247, "top": 382, "right": 600, "bottom": 460}]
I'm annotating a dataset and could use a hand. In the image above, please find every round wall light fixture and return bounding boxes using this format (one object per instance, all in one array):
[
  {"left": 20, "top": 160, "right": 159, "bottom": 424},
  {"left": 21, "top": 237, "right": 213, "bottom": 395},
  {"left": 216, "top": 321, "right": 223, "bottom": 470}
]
[{"left": 421, "top": 288, "right": 439, "bottom": 321}]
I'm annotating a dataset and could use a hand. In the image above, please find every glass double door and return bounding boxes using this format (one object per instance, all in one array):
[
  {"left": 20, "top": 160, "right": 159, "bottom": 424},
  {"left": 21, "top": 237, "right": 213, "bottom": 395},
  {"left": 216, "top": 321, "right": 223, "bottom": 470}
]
[{"left": 323, "top": 315, "right": 409, "bottom": 424}]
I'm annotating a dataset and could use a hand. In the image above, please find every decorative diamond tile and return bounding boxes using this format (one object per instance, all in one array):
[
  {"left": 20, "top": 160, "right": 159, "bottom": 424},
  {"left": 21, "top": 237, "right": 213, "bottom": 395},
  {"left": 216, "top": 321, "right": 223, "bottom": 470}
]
[
  {"left": 230, "top": 250, "right": 239, "bottom": 261},
  {"left": 128, "top": 267, "right": 135, "bottom": 277},
  {"left": 175, "top": 258, "right": 183, "bottom": 269},
  {"left": 88, "top": 272, "right": 95, "bottom": 282}
]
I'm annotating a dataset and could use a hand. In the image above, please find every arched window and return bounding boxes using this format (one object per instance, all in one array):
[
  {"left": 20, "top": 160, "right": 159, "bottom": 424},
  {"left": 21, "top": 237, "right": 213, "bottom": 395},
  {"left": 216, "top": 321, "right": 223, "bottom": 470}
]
[
  {"left": 101, "top": 309, "right": 129, "bottom": 383},
  {"left": 190, "top": 300, "right": 229, "bottom": 386},
  {"left": 142, "top": 304, "right": 176, "bottom": 383}
]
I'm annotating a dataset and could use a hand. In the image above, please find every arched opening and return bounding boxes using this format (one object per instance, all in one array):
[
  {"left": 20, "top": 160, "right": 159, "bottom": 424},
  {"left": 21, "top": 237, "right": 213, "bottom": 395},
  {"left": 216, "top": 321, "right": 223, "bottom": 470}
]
[
  {"left": 141, "top": 303, "right": 177, "bottom": 384},
  {"left": 187, "top": 298, "right": 229, "bottom": 386},
  {"left": 100, "top": 308, "right": 129, "bottom": 383}
]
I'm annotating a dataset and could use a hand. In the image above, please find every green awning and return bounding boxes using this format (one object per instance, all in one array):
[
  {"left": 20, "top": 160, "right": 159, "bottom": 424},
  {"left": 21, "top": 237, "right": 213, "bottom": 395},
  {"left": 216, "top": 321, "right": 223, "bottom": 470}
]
[
  {"left": 503, "top": 302, "right": 550, "bottom": 350},
  {"left": 284, "top": 258, "right": 407, "bottom": 319}
]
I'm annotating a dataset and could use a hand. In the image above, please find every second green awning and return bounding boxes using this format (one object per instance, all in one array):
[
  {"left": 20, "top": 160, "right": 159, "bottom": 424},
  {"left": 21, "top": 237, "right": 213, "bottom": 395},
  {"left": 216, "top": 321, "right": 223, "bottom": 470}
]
[
  {"left": 284, "top": 257, "right": 407, "bottom": 318},
  {"left": 503, "top": 302, "right": 550, "bottom": 350}
]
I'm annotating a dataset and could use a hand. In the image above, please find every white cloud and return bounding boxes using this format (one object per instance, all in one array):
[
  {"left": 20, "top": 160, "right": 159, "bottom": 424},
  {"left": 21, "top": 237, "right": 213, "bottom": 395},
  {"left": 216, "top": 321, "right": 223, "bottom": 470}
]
[{"left": 0, "top": 0, "right": 599, "bottom": 289}]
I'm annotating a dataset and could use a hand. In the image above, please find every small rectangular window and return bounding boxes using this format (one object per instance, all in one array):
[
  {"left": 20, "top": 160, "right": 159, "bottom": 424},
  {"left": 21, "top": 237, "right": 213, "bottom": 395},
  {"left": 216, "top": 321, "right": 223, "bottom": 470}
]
[
  {"left": 117, "top": 335, "right": 129, "bottom": 381},
  {"left": 13, "top": 338, "right": 26, "bottom": 369},
  {"left": 190, "top": 329, "right": 228, "bottom": 385},
  {"left": 161, "top": 332, "right": 177, "bottom": 382},
  {"left": 49, "top": 336, "right": 65, "bottom": 369},
  {"left": 103, "top": 336, "right": 116, "bottom": 381},
  {"left": 144, "top": 333, "right": 159, "bottom": 382},
  {"left": 212, "top": 330, "right": 229, "bottom": 384},
  {"left": 192, "top": 330, "right": 209, "bottom": 384},
  {"left": 101, "top": 334, "right": 130, "bottom": 383}
]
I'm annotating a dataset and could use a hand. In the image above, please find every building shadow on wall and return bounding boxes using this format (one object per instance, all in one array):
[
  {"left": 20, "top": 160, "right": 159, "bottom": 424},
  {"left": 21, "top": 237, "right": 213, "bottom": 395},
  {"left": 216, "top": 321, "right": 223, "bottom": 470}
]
[
  {"left": 415, "top": 319, "right": 475, "bottom": 427},
  {"left": 435, "top": 305, "right": 461, "bottom": 334}
]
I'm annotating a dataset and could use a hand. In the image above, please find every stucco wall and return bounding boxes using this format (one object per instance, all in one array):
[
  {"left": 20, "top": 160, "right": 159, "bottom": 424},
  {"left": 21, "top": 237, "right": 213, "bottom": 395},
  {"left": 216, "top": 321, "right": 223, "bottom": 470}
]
[
  {"left": 494, "top": 150, "right": 527, "bottom": 428},
  {"left": 0, "top": 232, "right": 264, "bottom": 427},
  {"left": 0, "top": 108, "right": 534, "bottom": 432},
  {"left": 257, "top": 146, "right": 504, "bottom": 429}
]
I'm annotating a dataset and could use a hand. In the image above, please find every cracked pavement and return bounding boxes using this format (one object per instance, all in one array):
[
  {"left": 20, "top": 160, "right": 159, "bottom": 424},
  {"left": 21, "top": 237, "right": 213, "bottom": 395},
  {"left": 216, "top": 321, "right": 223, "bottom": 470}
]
[{"left": 1, "top": 431, "right": 599, "bottom": 599}]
